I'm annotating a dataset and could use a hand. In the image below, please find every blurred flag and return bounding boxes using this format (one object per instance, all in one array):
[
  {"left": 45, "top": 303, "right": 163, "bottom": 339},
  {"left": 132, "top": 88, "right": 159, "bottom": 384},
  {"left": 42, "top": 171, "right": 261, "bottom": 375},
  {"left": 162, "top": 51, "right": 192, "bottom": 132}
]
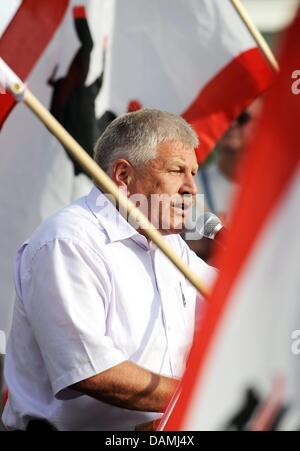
[
  {"left": 103, "top": 0, "right": 274, "bottom": 162},
  {"left": 0, "top": 0, "right": 69, "bottom": 126},
  {"left": 161, "top": 8, "right": 300, "bottom": 431},
  {"left": 0, "top": 0, "right": 273, "bottom": 339},
  {"left": 0, "top": 0, "right": 103, "bottom": 337}
]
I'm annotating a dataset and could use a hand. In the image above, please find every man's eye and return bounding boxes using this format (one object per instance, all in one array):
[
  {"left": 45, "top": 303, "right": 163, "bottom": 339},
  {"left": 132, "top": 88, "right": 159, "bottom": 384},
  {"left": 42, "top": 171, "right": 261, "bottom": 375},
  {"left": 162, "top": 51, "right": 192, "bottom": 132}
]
[{"left": 170, "top": 169, "right": 182, "bottom": 173}]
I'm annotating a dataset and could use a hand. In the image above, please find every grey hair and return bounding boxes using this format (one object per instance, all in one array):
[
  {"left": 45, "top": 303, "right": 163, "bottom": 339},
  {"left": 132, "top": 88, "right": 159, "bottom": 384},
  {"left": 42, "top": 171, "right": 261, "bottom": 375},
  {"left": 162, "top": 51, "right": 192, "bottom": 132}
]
[{"left": 93, "top": 108, "right": 199, "bottom": 176}]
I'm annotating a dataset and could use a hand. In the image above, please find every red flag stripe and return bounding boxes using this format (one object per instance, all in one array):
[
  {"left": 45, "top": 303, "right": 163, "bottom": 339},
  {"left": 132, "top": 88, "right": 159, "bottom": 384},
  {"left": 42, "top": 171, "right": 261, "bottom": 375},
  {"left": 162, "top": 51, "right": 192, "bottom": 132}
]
[
  {"left": 183, "top": 48, "right": 274, "bottom": 163},
  {"left": 163, "top": 10, "right": 300, "bottom": 430},
  {"left": 0, "top": 0, "right": 69, "bottom": 128},
  {"left": 73, "top": 5, "right": 87, "bottom": 19}
]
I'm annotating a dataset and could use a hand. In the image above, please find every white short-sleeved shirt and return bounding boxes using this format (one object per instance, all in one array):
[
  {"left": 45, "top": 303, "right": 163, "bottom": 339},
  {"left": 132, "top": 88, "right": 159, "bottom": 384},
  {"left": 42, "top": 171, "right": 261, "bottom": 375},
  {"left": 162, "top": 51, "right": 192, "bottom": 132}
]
[{"left": 2, "top": 186, "right": 217, "bottom": 431}]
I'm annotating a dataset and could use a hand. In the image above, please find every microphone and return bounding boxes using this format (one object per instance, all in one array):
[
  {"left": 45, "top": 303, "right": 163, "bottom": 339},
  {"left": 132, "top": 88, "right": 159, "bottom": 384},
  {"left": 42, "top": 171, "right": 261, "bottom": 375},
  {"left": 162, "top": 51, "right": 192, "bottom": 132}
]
[{"left": 196, "top": 212, "right": 228, "bottom": 247}]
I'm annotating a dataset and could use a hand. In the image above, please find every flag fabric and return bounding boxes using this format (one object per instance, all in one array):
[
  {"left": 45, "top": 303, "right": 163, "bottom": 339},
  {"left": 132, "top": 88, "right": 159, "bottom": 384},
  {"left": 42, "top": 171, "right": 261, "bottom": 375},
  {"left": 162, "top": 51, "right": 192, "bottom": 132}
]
[
  {"left": 161, "top": 8, "right": 300, "bottom": 431},
  {"left": 0, "top": 0, "right": 273, "bottom": 340},
  {"left": 0, "top": 0, "right": 69, "bottom": 126},
  {"left": 102, "top": 0, "right": 274, "bottom": 163},
  {"left": 0, "top": 0, "right": 103, "bottom": 337}
]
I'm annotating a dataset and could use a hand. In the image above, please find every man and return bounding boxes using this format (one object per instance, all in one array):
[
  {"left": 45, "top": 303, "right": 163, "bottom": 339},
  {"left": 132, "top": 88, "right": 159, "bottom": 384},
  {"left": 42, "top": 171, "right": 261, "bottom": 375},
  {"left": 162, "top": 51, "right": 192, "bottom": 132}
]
[{"left": 2, "top": 109, "right": 216, "bottom": 431}]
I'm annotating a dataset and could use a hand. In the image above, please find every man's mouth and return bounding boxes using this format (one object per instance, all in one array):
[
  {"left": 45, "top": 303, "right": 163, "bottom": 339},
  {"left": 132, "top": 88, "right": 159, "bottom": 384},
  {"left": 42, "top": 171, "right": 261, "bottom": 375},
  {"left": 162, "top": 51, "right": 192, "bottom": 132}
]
[{"left": 173, "top": 200, "right": 193, "bottom": 215}]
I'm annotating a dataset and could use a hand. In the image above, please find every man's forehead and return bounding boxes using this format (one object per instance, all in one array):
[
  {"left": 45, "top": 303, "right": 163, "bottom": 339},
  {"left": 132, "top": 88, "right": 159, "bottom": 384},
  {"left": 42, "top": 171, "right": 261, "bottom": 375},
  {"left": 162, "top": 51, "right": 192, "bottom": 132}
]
[{"left": 156, "top": 141, "right": 198, "bottom": 165}]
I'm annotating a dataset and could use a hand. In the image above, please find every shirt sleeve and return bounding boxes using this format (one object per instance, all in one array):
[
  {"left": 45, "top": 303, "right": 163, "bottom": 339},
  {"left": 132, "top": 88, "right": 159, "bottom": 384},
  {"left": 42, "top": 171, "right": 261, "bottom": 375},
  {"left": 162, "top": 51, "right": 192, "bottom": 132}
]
[{"left": 20, "top": 239, "right": 127, "bottom": 398}]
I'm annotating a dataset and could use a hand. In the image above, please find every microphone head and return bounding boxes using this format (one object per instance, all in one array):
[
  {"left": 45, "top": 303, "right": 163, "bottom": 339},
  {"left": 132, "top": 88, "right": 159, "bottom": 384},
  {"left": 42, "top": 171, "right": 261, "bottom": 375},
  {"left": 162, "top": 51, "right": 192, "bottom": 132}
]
[{"left": 196, "top": 211, "right": 223, "bottom": 239}]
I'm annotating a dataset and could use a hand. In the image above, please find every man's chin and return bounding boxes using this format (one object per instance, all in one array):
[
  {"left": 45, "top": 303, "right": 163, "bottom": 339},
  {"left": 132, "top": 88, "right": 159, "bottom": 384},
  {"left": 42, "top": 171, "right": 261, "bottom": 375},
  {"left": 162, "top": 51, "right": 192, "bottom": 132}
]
[{"left": 159, "top": 223, "right": 186, "bottom": 236}]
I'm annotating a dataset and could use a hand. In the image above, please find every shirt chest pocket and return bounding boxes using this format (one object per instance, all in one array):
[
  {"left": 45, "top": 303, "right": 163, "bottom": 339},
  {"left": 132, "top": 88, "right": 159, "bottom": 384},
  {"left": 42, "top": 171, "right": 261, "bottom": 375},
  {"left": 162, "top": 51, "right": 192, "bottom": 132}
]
[
  {"left": 170, "top": 283, "right": 198, "bottom": 338},
  {"left": 179, "top": 281, "right": 197, "bottom": 311}
]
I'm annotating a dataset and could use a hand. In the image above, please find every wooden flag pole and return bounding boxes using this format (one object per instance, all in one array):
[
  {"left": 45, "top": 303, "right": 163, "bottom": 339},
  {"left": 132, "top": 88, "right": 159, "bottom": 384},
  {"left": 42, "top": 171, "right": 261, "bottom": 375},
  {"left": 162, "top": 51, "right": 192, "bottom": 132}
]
[
  {"left": 7, "top": 78, "right": 210, "bottom": 299},
  {"left": 230, "top": 0, "right": 279, "bottom": 72}
]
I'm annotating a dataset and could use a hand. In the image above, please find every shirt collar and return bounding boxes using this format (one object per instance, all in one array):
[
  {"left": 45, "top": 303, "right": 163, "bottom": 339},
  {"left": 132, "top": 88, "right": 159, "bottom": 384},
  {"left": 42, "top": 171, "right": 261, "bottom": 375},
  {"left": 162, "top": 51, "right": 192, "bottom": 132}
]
[{"left": 85, "top": 185, "right": 145, "bottom": 244}]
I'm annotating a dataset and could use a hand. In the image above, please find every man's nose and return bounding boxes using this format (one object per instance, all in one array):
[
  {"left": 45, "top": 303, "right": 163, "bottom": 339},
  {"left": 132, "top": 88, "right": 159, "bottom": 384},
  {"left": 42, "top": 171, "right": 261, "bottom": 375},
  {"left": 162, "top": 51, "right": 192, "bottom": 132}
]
[{"left": 180, "top": 173, "right": 197, "bottom": 196}]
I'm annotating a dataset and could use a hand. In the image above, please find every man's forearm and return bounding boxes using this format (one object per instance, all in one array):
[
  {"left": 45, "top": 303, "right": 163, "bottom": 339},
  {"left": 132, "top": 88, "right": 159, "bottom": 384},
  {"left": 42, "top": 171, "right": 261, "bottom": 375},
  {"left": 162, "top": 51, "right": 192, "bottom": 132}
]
[{"left": 70, "top": 360, "right": 179, "bottom": 412}]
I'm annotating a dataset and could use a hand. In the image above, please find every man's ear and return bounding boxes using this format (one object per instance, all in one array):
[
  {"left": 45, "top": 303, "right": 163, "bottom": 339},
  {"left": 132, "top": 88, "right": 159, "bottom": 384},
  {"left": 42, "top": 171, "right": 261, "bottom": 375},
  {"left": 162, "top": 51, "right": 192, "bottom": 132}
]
[{"left": 112, "top": 159, "right": 134, "bottom": 192}]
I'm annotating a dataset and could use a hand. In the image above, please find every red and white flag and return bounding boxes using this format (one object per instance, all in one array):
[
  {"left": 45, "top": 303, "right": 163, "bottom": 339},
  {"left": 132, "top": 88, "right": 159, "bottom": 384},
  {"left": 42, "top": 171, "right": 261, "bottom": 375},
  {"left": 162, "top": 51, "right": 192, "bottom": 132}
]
[
  {"left": 103, "top": 0, "right": 273, "bottom": 162},
  {"left": 0, "top": 0, "right": 272, "bottom": 339},
  {"left": 161, "top": 7, "right": 300, "bottom": 431},
  {"left": 0, "top": 0, "right": 103, "bottom": 337}
]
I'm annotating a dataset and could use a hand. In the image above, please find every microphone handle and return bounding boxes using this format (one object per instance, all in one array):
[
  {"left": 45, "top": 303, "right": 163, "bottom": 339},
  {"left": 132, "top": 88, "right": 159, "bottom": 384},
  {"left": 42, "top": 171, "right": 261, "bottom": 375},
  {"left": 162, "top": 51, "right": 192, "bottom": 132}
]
[{"left": 213, "top": 226, "right": 228, "bottom": 247}]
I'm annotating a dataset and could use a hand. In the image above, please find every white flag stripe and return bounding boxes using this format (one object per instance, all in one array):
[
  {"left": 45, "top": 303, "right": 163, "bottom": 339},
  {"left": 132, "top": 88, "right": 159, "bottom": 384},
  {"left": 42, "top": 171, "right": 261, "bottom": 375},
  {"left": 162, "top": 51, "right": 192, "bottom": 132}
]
[
  {"left": 0, "top": 331, "right": 6, "bottom": 355},
  {"left": 0, "top": 0, "right": 21, "bottom": 37},
  {"left": 106, "top": 0, "right": 258, "bottom": 115},
  {"left": 0, "top": 57, "right": 24, "bottom": 93}
]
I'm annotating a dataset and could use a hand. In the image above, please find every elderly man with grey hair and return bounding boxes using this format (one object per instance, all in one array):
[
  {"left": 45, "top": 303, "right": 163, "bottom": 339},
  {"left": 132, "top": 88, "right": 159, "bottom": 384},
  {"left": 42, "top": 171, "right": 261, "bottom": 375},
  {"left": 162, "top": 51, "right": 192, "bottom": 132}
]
[{"left": 2, "top": 109, "right": 216, "bottom": 431}]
